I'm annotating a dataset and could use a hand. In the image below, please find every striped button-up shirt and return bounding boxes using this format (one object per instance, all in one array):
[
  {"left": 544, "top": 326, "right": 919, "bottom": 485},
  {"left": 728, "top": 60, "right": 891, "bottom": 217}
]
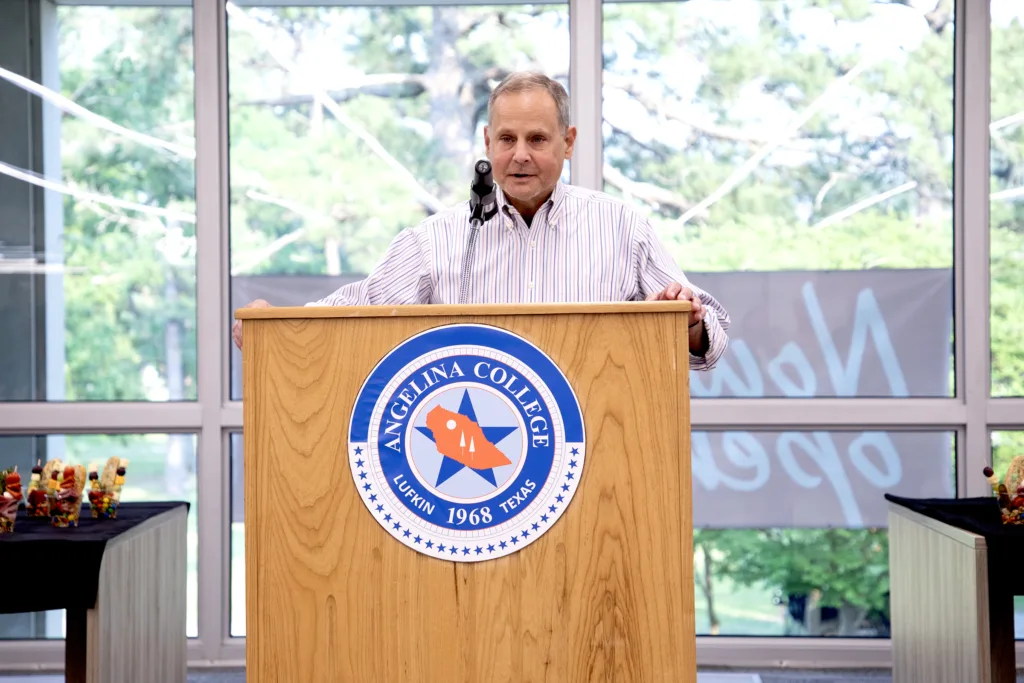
[{"left": 310, "top": 181, "right": 730, "bottom": 370}]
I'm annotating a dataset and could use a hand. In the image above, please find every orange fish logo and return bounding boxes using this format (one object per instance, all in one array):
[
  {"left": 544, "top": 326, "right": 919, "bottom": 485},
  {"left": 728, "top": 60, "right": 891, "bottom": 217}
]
[{"left": 425, "top": 406, "right": 513, "bottom": 470}]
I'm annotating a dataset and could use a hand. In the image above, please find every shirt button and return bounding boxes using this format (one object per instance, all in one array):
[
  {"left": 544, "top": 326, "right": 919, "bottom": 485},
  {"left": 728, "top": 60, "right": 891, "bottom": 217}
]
[
  {"left": 528, "top": 282, "right": 535, "bottom": 289},
  {"left": 529, "top": 241, "right": 536, "bottom": 248}
]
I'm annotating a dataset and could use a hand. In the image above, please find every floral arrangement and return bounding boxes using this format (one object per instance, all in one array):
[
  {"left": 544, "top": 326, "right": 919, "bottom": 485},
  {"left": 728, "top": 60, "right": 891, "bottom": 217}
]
[
  {"left": 983, "top": 456, "right": 1024, "bottom": 524},
  {"left": 0, "top": 468, "right": 23, "bottom": 533}
]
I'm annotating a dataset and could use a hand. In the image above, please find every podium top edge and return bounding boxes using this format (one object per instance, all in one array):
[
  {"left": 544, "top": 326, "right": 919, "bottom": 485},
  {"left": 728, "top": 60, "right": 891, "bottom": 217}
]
[{"left": 234, "top": 301, "right": 691, "bottom": 320}]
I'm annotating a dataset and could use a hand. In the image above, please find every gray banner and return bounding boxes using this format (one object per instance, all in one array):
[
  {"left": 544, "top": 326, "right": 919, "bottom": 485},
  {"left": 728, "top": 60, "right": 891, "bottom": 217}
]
[{"left": 687, "top": 269, "right": 953, "bottom": 527}]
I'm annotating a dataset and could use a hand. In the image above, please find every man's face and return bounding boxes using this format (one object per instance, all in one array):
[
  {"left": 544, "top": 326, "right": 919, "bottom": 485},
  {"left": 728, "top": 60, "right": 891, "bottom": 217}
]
[{"left": 484, "top": 88, "right": 576, "bottom": 214}]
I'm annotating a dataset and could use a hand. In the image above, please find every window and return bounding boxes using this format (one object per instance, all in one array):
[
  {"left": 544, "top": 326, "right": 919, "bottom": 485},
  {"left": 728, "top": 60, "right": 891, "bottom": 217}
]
[
  {"left": 0, "top": 433, "right": 198, "bottom": 639},
  {"left": 691, "top": 429, "right": 953, "bottom": 637},
  {"left": 601, "top": 0, "right": 957, "bottom": 640},
  {"left": 602, "top": 0, "right": 954, "bottom": 398},
  {"left": 226, "top": 3, "right": 570, "bottom": 398},
  {"left": 990, "top": 1, "right": 1024, "bottom": 398},
  {"left": 0, "top": 4, "right": 197, "bottom": 402},
  {"left": 225, "top": 4, "right": 571, "bottom": 627},
  {"left": 991, "top": 431, "right": 1024, "bottom": 482}
]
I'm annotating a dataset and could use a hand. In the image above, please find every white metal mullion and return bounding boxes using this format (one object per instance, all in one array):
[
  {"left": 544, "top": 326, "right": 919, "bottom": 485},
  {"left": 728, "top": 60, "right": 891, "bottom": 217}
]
[
  {"left": 691, "top": 398, "right": 966, "bottom": 430},
  {"left": 222, "top": 402, "right": 243, "bottom": 430},
  {"left": 568, "top": 0, "right": 602, "bottom": 190},
  {"left": 988, "top": 398, "right": 1024, "bottom": 428},
  {"left": 955, "top": 0, "right": 991, "bottom": 497},
  {"left": 0, "top": 402, "right": 202, "bottom": 433},
  {"left": 194, "top": 0, "right": 231, "bottom": 660}
]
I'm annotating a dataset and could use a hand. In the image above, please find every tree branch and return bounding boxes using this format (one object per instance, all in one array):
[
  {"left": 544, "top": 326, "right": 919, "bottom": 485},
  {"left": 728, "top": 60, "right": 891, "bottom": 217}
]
[
  {"left": 992, "top": 110, "right": 1024, "bottom": 134},
  {"left": 238, "top": 73, "right": 426, "bottom": 108},
  {"left": 226, "top": 3, "right": 447, "bottom": 215},
  {"left": 604, "top": 72, "right": 789, "bottom": 146},
  {"left": 458, "top": 14, "right": 491, "bottom": 37},
  {"left": 603, "top": 163, "right": 698, "bottom": 216},
  {"left": 811, "top": 180, "right": 918, "bottom": 229},
  {"left": 0, "top": 159, "right": 195, "bottom": 225},
  {"left": 0, "top": 64, "right": 195, "bottom": 159},
  {"left": 457, "top": 5, "right": 552, "bottom": 37},
  {"left": 677, "top": 57, "right": 874, "bottom": 226},
  {"left": 232, "top": 187, "right": 362, "bottom": 276},
  {"left": 605, "top": 120, "right": 668, "bottom": 159}
]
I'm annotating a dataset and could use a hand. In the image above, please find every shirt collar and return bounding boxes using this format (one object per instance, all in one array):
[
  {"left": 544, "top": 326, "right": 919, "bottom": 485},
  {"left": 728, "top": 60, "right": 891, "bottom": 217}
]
[{"left": 496, "top": 181, "right": 567, "bottom": 226}]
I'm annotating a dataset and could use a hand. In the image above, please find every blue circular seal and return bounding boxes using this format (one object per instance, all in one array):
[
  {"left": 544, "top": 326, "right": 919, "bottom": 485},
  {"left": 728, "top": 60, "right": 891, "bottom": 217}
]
[{"left": 349, "top": 324, "right": 585, "bottom": 562}]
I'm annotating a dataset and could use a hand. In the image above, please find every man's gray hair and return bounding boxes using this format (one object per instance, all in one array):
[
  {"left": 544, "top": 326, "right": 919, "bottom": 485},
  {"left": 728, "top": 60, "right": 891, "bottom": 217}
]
[{"left": 488, "top": 71, "right": 571, "bottom": 133}]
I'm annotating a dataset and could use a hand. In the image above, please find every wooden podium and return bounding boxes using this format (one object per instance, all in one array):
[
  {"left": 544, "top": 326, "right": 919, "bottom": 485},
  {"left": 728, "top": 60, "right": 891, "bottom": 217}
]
[{"left": 237, "top": 302, "right": 696, "bottom": 682}]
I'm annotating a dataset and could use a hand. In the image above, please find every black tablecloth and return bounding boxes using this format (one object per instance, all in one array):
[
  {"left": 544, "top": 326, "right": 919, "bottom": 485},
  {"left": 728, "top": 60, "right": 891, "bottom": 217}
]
[
  {"left": 883, "top": 494, "right": 1024, "bottom": 540},
  {"left": 0, "top": 501, "right": 189, "bottom": 614},
  {"left": 887, "top": 494, "right": 1024, "bottom": 598},
  {"left": 884, "top": 491, "right": 1024, "bottom": 548}
]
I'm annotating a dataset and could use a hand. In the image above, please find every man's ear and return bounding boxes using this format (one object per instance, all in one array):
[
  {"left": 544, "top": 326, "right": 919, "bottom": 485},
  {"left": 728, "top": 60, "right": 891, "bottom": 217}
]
[
  {"left": 564, "top": 126, "right": 577, "bottom": 159},
  {"left": 484, "top": 126, "right": 492, "bottom": 156}
]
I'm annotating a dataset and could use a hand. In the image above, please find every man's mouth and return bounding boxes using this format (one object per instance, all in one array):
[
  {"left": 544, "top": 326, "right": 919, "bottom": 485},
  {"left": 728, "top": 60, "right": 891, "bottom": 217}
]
[{"left": 511, "top": 173, "right": 532, "bottom": 179}]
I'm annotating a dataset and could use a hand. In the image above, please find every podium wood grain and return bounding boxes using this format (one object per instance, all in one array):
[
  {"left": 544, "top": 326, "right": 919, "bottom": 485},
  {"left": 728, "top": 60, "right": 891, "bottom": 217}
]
[{"left": 242, "top": 307, "right": 694, "bottom": 683}]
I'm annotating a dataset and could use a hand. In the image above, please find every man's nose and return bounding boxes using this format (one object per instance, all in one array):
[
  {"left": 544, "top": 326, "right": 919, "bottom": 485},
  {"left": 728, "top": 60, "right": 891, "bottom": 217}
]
[{"left": 512, "top": 141, "right": 531, "bottom": 163}]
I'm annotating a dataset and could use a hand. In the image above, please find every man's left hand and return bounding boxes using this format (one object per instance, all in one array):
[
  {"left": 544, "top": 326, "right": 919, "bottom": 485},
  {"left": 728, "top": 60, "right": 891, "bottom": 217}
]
[
  {"left": 648, "top": 282, "right": 710, "bottom": 355},
  {"left": 647, "top": 282, "right": 705, "bottom": 329}
]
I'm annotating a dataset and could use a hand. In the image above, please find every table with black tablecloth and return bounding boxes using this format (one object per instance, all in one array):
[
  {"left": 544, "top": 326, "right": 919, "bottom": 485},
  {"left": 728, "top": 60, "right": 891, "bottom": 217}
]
[
  {"left": 0, "top": 502, "right": 189, "bottom": 683},
  {"left": 887, "top": 495, "right": 1022, "bottom": 683}
]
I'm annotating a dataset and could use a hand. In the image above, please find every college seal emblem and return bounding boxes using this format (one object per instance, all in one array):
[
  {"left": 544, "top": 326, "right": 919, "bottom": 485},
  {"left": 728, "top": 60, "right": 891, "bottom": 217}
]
[{"left": 349, "top": 323, "right": 585, "bottom": 562}]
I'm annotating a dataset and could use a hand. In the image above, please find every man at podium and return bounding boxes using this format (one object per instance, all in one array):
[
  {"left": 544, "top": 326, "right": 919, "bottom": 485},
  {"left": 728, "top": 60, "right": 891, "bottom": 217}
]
[{"left": 234, "top": 71, "right": 729, "bottom": 370}]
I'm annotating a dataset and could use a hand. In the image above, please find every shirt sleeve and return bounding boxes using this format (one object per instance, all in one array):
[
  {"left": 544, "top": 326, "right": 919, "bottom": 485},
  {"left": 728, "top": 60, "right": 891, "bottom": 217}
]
[
  {"left": 633, "top": 216, "right": 731, "bottom": 371},
  {"left": 306, "top": 228, "right": 433, "bottom": 307}
]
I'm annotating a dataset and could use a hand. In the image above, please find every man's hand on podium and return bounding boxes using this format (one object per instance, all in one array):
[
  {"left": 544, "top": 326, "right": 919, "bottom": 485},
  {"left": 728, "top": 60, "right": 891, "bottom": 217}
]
[
  {"left": 647, "top": 282, "right": 705, "bottom": 325},
  {"left": 232, "top": 299, "right": 272, "bottom": 350},
  {"left": 646, "top": 282, "right": 710, "bottom": 356}
]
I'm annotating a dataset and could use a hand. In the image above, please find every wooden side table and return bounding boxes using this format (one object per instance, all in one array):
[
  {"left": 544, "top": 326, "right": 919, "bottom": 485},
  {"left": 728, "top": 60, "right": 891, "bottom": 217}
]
[
  {"left": 0, "top": 502, "right": 188, "bottom": 683},
  {"left": 888, "top": 500, "right": 1016, "bottom": 683}
]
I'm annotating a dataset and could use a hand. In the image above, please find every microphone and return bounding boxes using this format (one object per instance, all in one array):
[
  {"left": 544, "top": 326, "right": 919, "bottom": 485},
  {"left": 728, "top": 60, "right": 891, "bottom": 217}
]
[
  {"left": 469, "top": 159, "right": 498, "bottom": 226},
  {"left": 460, "top": 159, "right": 498, "bottom": 304}
]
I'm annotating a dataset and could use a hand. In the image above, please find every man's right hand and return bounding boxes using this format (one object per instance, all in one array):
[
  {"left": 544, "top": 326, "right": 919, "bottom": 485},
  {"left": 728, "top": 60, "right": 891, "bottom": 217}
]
[{"left": 232, "top": 299, "right": 272, "bottom": 350}]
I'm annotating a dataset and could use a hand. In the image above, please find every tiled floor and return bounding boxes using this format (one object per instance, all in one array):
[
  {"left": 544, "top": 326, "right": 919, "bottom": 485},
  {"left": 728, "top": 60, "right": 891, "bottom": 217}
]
[
  {"left": 0, "top": 672, "right": 762, "bottom": 683},
  {"left": 0, "top": 672, "right": 836, "bottom": 683},
  {"left": 0, "top": 677, "right": 753, "bottom": 683},
  {"left": 0, "top": 671, "right": 801, "bottom": 683},
  {"left": 10, "top": 670, "right": 1024, "bottom": 683},
  {"left": 9, "top": 668, "right": 1024, "bottom": 683}
]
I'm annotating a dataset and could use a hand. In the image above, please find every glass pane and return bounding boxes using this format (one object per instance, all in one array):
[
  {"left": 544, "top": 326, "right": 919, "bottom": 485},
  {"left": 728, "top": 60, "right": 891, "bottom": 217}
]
[
  {"left": 0, "top": 5, "right": 197, "bottom": 402},
  {"left": 695, "top": 528, "right": 891, "bottom": 636},
  {"left": 694, "top": 429, "right": 954, "bottom": 637},
  {"left": 602, "top": 0, "right": 954, "bottom": 398},
  {"left": 230, "top": 432, "right": 244, "bottom": 637},
  {"left": 991, "top": 2, "right": 1024, "bottom": 397},
  {"left": 0, "top": 434, "right": 198, "bottom": 639},
  {"left": 227, "top": 3, "right": 570, "bottom": 399},
  {"left": 991, "top": 431, "right": 1024, "bottom": 476}
]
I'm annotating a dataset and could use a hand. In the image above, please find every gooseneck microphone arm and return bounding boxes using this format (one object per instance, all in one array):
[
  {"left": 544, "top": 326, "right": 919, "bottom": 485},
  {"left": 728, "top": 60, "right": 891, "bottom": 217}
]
[{"left": 459, "top": 159, "right": 498, "bottom": 305}]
